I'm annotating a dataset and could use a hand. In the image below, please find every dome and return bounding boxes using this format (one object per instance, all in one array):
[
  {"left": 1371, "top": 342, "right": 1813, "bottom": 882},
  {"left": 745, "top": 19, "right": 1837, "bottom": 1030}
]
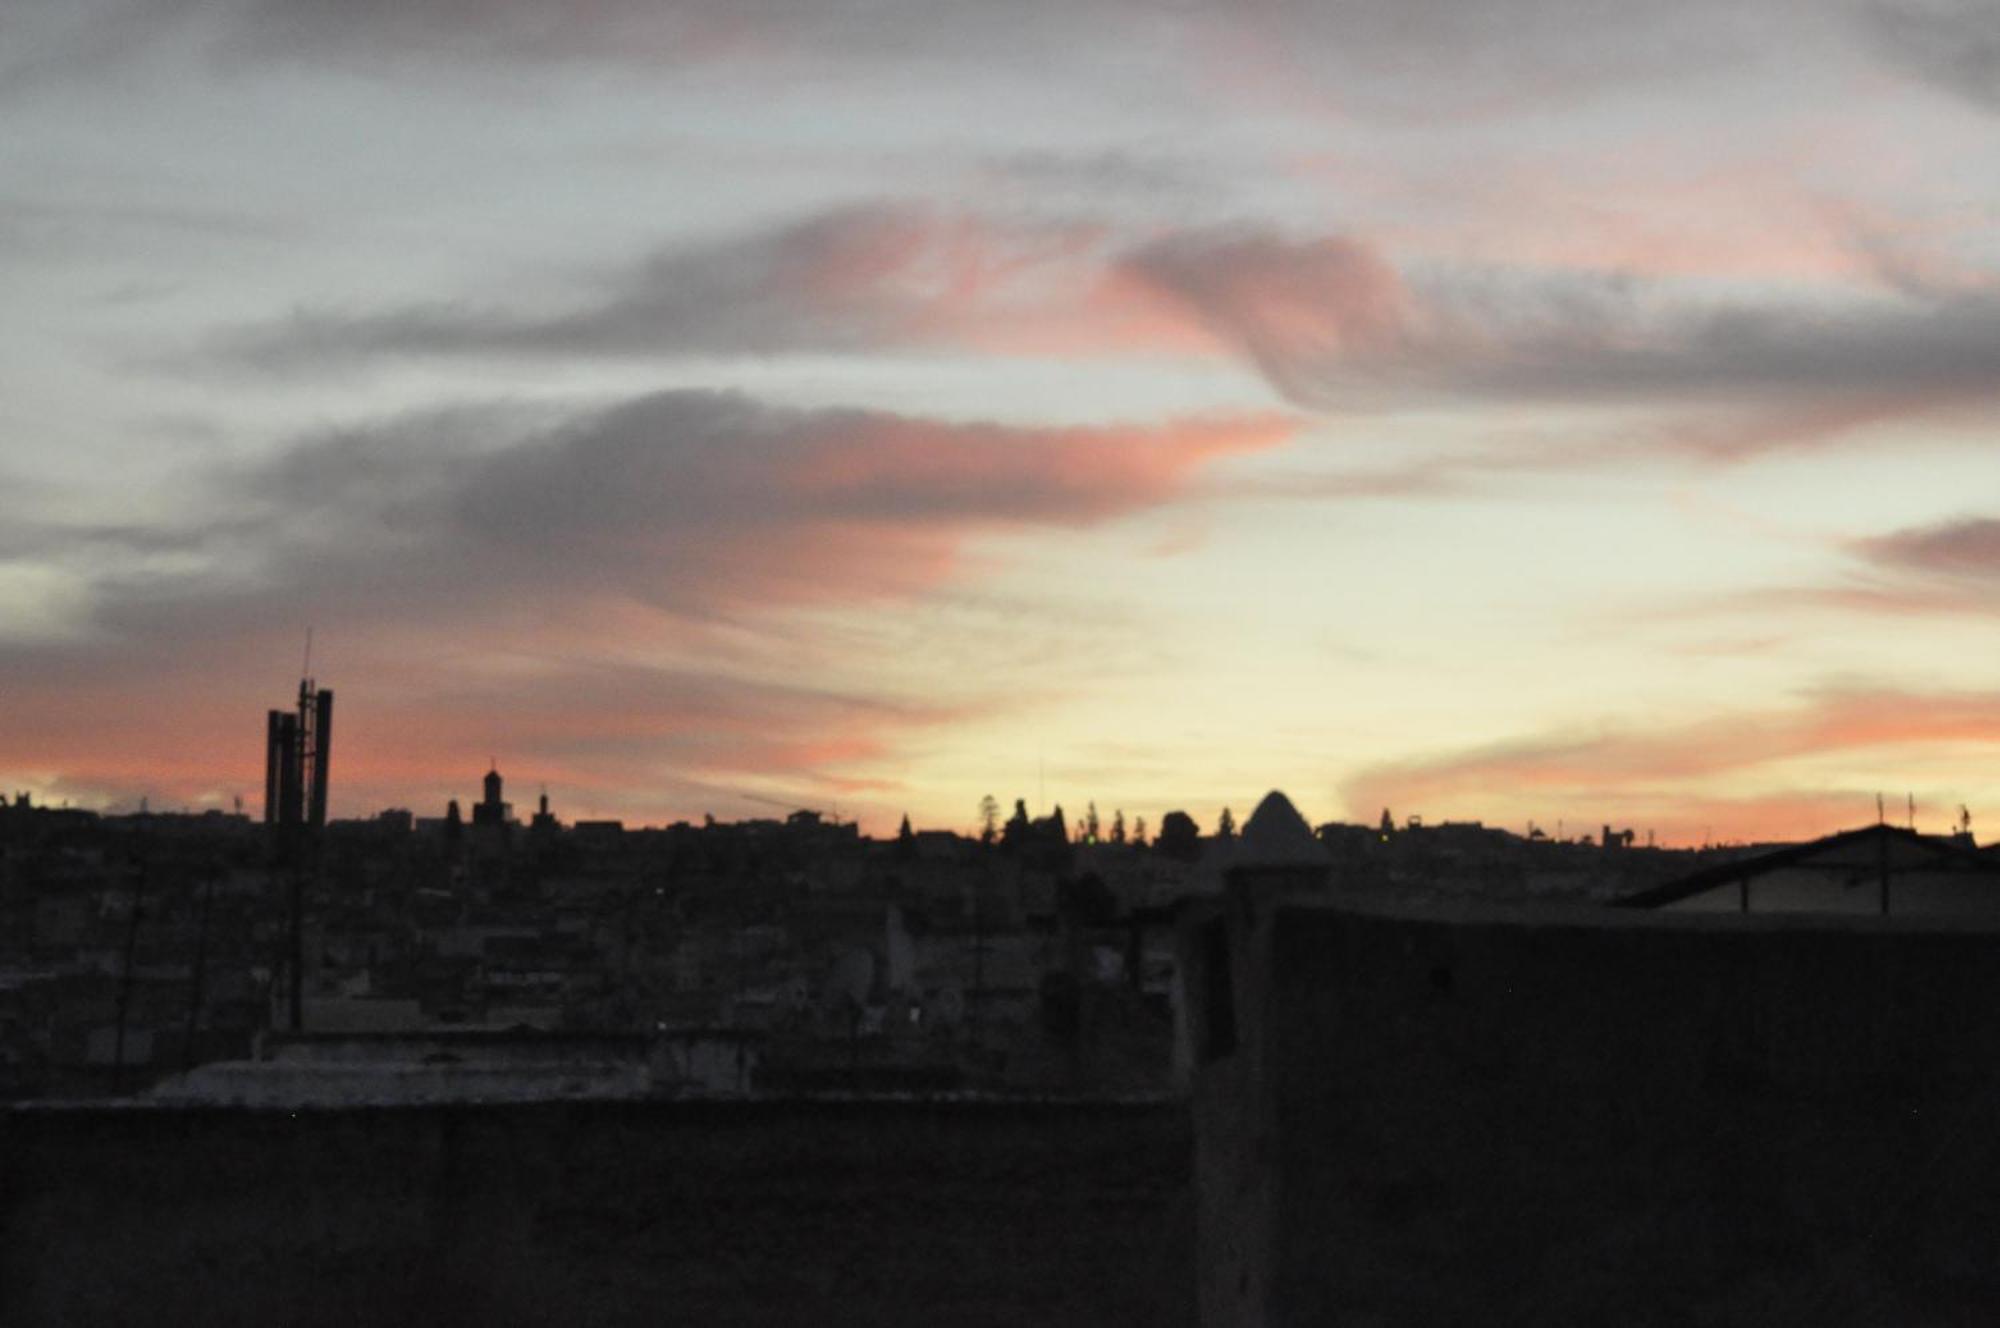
[{"left": 1237, "top": 790, "right": 1329, "bottom": 867}]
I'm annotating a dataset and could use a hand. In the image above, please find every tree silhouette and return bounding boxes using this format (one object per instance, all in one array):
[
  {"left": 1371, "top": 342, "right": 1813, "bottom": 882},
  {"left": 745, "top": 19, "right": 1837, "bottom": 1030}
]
[
  {"left": 978, "top": 794, "right": 1000, "bottom": 845},
  {"left": 1132, "top": 815, "right": 1147, "bottom": 847},
  {"left": 1217, "top": 806, "right": 1236, "bottom": 841},
  {"left": 1110, "top": 809, "right": 1126, "bottom": 845},
  {"left": 1157, "top": 810, "right": 1200, "bottom": 861}
]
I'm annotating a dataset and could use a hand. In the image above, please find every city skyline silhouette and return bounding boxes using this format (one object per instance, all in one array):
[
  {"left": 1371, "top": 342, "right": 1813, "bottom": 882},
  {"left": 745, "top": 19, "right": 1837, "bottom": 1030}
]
[{"left": 11, "top": 9, "right": 2000, "bottom": 1319}]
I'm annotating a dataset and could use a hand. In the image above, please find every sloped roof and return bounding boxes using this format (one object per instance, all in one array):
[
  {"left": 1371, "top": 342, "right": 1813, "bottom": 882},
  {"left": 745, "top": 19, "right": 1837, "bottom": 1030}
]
[
  {"left": 1236, "top": 790, "right": 1330, "bottom": 868},
  {"left": 1613, "top": 823, "right": 2000, "bottom": 908}
]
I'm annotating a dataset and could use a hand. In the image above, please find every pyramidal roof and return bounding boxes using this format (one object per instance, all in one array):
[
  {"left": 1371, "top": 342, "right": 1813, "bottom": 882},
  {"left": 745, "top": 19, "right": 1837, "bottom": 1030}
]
[{"left": 1237, "top": 790, "right": 1329, "bottom": 867}]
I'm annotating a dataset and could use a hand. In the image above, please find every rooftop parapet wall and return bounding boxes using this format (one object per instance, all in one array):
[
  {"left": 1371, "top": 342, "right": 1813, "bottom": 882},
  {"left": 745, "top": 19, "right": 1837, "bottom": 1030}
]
[
  {"left": 1184, "top": 898, "right": 2000, "bottom": 1326},
  {"left": 2, "top": 1099, "right": 1193, "bottom": 1328}
]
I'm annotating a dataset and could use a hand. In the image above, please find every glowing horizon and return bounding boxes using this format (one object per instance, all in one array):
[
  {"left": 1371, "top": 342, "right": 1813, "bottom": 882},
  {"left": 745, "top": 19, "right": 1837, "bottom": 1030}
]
[{"left": 8, "top": 1, "right": 2000, "bottom": 850}]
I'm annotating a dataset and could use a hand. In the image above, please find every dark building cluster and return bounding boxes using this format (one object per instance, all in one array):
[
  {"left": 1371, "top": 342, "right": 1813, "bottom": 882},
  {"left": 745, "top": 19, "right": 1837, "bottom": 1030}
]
[
  {"left": 8, "top": 678, "right": 1997, "bottom": 1107},
  {"left": 15, "top": 690, "right": 2000, "bottom": 1326}
]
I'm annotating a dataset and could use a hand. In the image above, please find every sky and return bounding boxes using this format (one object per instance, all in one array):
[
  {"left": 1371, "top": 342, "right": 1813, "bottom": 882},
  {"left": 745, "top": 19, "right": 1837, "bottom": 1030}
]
[{"left": 5, "top": 0, "right": 2000, "bottom": 844}]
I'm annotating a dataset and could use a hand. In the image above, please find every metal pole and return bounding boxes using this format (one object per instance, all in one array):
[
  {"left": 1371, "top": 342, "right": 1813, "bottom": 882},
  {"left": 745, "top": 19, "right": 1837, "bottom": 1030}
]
[{"left": 112, "top": 814, "right": 149, "bottom": 1093}]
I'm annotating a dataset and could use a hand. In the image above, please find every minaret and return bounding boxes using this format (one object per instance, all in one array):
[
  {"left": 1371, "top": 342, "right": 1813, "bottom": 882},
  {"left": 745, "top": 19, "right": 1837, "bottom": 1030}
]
[
  {"left": 530, "top": 786, "right": 559, "bottom": 836},
  {"left": 474, "top": 763, "right": 511, "bottom": 828}
]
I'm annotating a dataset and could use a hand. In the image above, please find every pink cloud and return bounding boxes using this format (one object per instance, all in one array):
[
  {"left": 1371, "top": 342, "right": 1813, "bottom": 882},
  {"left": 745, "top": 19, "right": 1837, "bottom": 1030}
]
[
  {"left": 0, "top": 391, "right": 1293, "bottom": 825},
  {"left": 215, "top": 206, "right": 1217, "bottom": 372}
]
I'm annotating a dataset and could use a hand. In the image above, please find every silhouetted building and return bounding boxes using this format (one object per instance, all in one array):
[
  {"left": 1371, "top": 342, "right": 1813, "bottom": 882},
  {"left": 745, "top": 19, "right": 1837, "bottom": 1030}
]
[
  {"left": 1615, "top": 822, "right": 2000, "bottom": 914},
  {"left": 529, "top": 790, "right": 559, "bottom": 836},
  {"left": 263, "top": 711, "right": 295, "bottom": 829},
  {"left": 263, "top": 678, "right": 332, "bottom": 832},
  {"left": 263, "top": 675, "right": 332, "bottom": 1034},
  {"left": 1188, "top": 790, "right": 1331, "bottom": 899},
  {"left": 473, "top": 765, "right": 511, "bottom": 829}
]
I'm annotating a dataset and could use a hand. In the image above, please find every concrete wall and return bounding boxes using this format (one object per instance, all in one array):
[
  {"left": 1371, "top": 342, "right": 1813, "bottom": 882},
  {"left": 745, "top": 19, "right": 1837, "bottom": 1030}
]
[
  {"left": 1185, "top": 895, "right": 2000, "bottom": 1326},
  {"left": 2, "top": 1099, "right": 1193, "bottom": 1328}
]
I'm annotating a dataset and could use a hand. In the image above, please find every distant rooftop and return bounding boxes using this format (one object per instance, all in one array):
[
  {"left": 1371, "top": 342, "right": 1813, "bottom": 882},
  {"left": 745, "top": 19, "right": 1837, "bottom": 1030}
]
[{"left": 1612, "top": 822, "right": 2000, "bottom": 909}]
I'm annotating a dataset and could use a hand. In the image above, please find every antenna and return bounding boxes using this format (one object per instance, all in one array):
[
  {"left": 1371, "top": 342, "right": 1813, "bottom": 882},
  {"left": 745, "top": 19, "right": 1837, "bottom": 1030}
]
[
  {"left": 301, "top": 627, "right": 314, "bottom": 680},
  {"left": 1907, "top": 793, "right": 1915, "bottom": 831},
  {"left": 1877, "top": 792, "right": 1885, "bottom": 825}
]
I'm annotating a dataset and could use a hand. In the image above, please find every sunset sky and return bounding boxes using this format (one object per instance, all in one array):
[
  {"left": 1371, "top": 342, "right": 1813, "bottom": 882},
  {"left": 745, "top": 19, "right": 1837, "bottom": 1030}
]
[{"left": 6, "top": 0, "right": 2000, "bottom": 843}]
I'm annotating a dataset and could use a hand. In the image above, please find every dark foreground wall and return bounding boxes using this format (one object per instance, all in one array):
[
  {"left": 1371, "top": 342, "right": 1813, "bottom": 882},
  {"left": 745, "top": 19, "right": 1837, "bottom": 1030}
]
[
  {"left": 1187, "top": 897, "right": 2000, "bottom": 1327},
  {"left": 2, "top": 1099, "right": 1192, "bottom": 1328}
]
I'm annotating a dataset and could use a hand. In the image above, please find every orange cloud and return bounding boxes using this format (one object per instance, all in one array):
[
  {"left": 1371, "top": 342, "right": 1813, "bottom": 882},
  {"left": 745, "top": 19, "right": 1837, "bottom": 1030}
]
[{"left": 0, "top": 391, "right": 1293, "bottom": 824}]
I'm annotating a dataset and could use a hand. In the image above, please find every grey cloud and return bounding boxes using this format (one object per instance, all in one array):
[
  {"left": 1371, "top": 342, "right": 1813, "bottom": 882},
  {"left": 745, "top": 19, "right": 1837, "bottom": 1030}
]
[
  {"left": 210, "top": 207, "right": 2000, "bottom": 458},
  {"left": 1461, "top": 290, "right": 2000, "bottom": 404},
  {"left": 1117, "top": 227, "right": 2000, "bottom": 425},
  {"left": 5, "top": 0, "right": 1857, "bottom": 123},
  {"left": 1859, "top": 516, "right": 2000, "bottom": 580},
  {"left": 182, "top": 180, "right": 2000, "bottom": 480},
  {"left": 1198, "top": 0, "right": 1800, "bottom": 121},
  {"left": 0, "top": 194, "right": 302, "bottom": 265},
  {"left": 8, "top": 0, "right": 1121, "bottom": 87},
  {"left": 23, "top": 387, "right": 1274, "bottom": 651},
  {"left": 0, "top": 386, "right": 1268, "bottom": 810},
  {"left": 1118, "top": 230, "right": 1417, "bottom": 408},
  {"left": 1864, "top": 0, "right": 2000, "bottom": 109},
  {"left": 216, "top": 0, "right": 1087, "bottom": 70},
  {"left": 1679, "top": 516, "right": 2000, "bottom": 625},
  {"left": 0, "top": 0, "right": 206, "bottom": 96},
  {"left": 207, "top": 205, "right": 1052, "bottom": 373},
  {"left": 973, "top": 150, "right": 1209, "bottom": 205}
]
